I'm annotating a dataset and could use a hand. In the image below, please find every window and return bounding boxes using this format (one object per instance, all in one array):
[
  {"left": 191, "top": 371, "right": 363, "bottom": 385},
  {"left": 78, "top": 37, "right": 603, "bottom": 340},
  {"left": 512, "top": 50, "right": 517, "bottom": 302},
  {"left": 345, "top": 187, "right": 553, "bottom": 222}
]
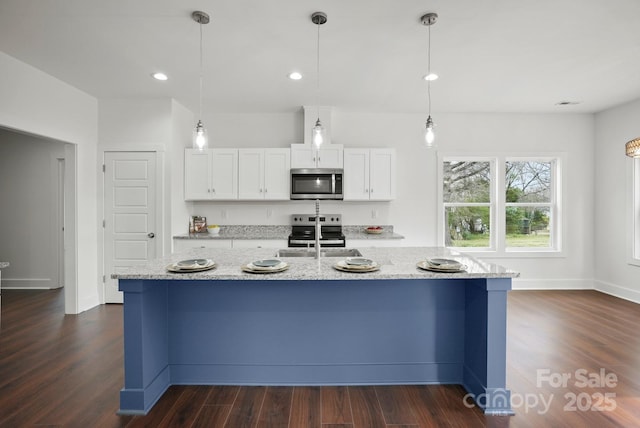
[
  {"left": 443, "top": 160, "right": 494, "bottom": 249},
  {"left": 505, "top": 160, "right": 554, "bottom": 249},
  {"left": 439, "top": 155, "right": 562, "bottom": 256}
]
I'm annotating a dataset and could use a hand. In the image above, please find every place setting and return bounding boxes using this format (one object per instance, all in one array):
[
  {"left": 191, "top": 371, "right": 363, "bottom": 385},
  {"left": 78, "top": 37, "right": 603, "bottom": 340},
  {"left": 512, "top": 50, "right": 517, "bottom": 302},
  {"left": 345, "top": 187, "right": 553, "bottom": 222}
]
[
  {"left": 333, "top": 257, "right": 380, "bottom": 273},
  {"left": 416, "top": 258, "right": 467, "bottom": 273},
  {"left": 241, "top": 258, "right": 289, "bottom": 274},
  {"left": 166, "top": 258, "right": 216, "bottom": 273}
]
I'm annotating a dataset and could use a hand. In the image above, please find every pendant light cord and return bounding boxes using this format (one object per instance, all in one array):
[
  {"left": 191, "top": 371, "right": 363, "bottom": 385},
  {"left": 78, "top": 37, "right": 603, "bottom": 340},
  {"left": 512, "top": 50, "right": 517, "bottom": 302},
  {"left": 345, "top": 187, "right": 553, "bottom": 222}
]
[
  {"left": 427, "top": 23, "right": 432, "bottom": 116},
  {"left": 316, "top": 21, "right": 321, "bottom": 120},
  {"left": 199, "top": 21, "right": 204, "bottom": 121}
]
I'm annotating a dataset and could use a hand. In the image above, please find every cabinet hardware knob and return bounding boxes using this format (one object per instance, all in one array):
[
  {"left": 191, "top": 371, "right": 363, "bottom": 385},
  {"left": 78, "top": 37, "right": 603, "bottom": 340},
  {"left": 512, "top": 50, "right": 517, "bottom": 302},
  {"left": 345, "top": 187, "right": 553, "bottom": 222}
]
[{"left": 147, "top": 232, "right": 155, "bottom": 238}]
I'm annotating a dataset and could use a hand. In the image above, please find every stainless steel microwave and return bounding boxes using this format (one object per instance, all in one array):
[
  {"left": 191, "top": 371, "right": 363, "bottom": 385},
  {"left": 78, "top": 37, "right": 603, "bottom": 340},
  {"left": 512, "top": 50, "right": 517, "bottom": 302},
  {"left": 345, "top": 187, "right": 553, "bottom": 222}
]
[{"left": 290, "top": 168, "right": 344, "bottom": 200}]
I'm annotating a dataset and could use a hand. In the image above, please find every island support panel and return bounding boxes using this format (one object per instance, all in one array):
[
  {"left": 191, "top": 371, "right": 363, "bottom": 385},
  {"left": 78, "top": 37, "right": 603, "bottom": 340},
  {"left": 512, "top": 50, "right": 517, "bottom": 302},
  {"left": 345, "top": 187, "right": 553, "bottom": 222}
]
[{"left": 118, "top": 277, "right": 511, "bottom": 415}]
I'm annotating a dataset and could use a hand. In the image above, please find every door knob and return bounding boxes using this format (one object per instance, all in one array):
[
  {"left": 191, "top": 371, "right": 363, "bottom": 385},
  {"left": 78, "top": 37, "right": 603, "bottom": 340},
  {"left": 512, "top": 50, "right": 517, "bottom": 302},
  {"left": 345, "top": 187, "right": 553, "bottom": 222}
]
[{"left": 147, "top": 232, "right": 155, "bottom": 238}]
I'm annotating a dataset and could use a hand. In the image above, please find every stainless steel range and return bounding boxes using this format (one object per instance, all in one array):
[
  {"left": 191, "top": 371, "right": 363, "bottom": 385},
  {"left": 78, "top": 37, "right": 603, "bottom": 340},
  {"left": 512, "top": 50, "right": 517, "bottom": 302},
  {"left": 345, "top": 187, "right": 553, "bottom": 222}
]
[{"left": 288, "top": 214, "right": 346, "bottom": 248}]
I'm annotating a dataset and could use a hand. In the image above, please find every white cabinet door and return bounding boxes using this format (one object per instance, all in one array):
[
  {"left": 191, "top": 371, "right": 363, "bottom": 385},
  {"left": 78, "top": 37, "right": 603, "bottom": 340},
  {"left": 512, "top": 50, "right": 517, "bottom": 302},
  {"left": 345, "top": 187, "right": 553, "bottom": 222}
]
[
  {"left": 291, "top": 144, "right": 343, "bottom": 168},
  {"left": 238, "top": 149, "right": 290, "bottom": 200},
  {"left": 238, "top": 149, "right": 265, "bottom": 199},
  {"left": 343, "top": 148, "right": 396, "bottom": 201},
  {"left": 291, "top": 145, "right": 316, "bottom": 168},
  {"left": 369, "top": 149, "right": 396, "bottom": 201},
  {"left": 185, "top": 148, "right": 238, "bottom": 200},
  {"left": 317, "top": 145, "right": 344, "bottom": 168},
  {"left": 263, "top": 149, "right": 290, "bottom": 200},
  {"left": 343, "top": 149, "right": 370, "bottom": 200},
  {"left": 232, "top": 239, "right": 288, "bottom": 249},
  {"left": 184, "top": 149, "right": 212, "bottom": 200},
  {"left": 173, "top": 239, "right": 233, "bottom": 252},
  {"left": 211, "top": 149, "right": 238, "bottom": 199}
]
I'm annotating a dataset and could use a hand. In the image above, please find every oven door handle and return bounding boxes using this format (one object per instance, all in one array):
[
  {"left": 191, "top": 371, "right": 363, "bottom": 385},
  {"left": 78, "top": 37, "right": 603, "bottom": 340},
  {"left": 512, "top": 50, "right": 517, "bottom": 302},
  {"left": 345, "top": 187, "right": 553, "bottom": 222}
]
[{"left": 289, "top": 239, "right": 345, "bottom": 245}]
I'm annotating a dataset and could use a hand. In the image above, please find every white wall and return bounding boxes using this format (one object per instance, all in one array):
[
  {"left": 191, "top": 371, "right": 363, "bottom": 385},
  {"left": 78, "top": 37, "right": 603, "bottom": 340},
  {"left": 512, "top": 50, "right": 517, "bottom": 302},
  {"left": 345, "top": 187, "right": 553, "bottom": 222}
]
[
  {"left": 594, "top": 98, "right": 640, "bottom": 302},
  {"left": 0, "top": 52, "right": 99, "bottom": 313},
  {"left": 0, "top": 130, "right": 66, "bottom": 289}
]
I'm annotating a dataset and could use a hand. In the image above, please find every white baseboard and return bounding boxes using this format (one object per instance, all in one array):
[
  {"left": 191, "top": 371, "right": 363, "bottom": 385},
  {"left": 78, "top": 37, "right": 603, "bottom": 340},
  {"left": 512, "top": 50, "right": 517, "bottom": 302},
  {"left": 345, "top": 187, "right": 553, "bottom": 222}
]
[
  {"left": 594, "top": 280, "right": 640, "bottom": 304},
  {"left": 1, "top": 278, "right": 61, "bottom": 289},
  {"left": 512, "top": 278, "right": 595, "bottom": 290},
  {"left": 78, "top": 291, "right": 101, "bottom": 314}
]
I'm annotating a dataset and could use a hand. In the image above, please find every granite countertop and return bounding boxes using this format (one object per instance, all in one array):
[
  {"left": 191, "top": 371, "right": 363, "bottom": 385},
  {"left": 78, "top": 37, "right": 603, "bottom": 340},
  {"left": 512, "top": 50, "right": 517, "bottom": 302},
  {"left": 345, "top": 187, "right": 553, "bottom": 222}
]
[
  {"left": 174, "top": 225, "right": 404, "bottom": 240},
  {"left": 0, "top": 262, "right": 9, "bottom": 269},
  {"left": 112, "top": 247, "right": 518, "bottom": 281}
]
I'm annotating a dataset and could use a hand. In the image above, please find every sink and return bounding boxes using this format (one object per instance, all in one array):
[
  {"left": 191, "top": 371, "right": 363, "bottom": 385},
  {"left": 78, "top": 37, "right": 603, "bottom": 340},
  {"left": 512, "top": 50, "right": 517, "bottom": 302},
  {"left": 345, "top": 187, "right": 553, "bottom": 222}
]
[{"left": 275, "top": 248, "right": 363, "bottom": 258}]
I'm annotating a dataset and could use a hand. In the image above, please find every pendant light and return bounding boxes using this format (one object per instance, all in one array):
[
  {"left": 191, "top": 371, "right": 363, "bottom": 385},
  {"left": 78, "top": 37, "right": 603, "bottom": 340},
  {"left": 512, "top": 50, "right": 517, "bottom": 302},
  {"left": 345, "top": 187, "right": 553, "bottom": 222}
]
[
  {"left": 311, "top": 12, "right": 327, "bottom": 148},
  {"left": 626, "top": 138, "right": 640, "bottom": 158},
  {"left": 421, "top": 12, "right": 438, "bottom": 148},
  {"left": 192, "top": 11, "right": 210, "bottom": 151}
]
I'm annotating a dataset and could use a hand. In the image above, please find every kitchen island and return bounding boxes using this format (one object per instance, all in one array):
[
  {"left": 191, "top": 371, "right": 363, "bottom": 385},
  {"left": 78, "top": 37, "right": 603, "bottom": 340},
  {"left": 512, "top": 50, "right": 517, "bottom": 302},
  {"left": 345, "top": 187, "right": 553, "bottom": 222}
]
[{"left": 113, "top": 247, "right": 518, "bottom": 416}]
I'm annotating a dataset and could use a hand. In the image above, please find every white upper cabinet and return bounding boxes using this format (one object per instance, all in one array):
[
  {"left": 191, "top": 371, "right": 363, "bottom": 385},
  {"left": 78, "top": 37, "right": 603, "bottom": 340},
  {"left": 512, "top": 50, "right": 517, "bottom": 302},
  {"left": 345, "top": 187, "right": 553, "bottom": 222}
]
[
  {"left": 238, "top": 148, "right": 290, "bottom": 200},
  {"left": 344, "top": 148, "right": 396, "bottom": 201},
  {"left": 291, "top": 144, "right": 344, "bottom": 169},
  {"left": 184, "top": 148, "right": 238, "bottom": 200}
]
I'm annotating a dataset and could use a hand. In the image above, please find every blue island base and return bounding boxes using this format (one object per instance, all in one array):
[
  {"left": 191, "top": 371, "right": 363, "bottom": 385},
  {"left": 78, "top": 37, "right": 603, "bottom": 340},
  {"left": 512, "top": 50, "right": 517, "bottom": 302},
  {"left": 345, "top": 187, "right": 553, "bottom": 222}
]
[{"left": 118, "top": 278, "right": 513, "bottom": 415}]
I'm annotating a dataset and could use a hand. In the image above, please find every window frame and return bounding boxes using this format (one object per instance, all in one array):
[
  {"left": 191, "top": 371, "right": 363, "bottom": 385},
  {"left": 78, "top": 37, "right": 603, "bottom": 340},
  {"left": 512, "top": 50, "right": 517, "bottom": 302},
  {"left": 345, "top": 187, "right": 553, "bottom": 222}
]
[
  {"left": 438, "top": 152, "right": 564, "bottom": 258},
  {"left": 630, "top": 158, "right": 640, "bottom": 266}
]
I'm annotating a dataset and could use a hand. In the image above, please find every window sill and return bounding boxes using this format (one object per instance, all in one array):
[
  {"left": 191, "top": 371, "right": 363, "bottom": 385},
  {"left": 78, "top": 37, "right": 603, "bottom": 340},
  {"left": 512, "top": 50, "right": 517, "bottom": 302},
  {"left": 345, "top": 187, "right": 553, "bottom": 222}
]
[{"left": 450, "top": 248, "right": 565, "bottom": 259}]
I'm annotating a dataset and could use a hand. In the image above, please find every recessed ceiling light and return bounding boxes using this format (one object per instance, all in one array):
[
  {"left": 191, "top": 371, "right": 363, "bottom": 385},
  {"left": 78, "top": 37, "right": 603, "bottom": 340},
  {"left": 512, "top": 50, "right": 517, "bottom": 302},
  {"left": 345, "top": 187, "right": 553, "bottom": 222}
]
[
  {"left": 423, "top": 73, "right": 438, "bottom": 81},
  {"left": 555, "top": 100, "right": 581, "bottom": 106},
  {"left": 152, "top": 72, "right": 168, "bottom": 81},
  {"left": 288, "top": 71, "right": 303, "bottom": 80}
]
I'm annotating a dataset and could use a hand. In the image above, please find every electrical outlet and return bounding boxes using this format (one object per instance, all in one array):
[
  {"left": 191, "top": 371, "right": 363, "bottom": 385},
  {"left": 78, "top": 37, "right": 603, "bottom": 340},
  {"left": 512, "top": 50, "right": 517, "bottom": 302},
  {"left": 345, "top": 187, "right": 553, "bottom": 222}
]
[
  {"left": 266, "top": 208, "right": 273, "bottom": 218},
  {"left": 372, "top": 209, "right": 378, "bottom": 219},
  {"left": 221, "top": 209, "right": 227, "bottom": 220}
]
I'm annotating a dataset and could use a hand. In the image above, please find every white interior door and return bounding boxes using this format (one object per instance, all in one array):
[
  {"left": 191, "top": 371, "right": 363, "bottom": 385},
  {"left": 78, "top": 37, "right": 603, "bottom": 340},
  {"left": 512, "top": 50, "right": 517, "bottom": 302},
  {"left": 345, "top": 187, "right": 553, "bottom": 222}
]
[{"left": 103, "top": 151, "right": 158, "bottom": 303}]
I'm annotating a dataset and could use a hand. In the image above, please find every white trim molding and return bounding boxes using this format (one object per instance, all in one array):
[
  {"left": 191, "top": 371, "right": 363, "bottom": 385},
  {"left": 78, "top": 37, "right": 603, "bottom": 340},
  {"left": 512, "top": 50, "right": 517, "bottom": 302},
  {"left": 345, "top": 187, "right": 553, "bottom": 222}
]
[
  {"left": 512, "top": 278, "right": 595, "bottom": 290},
  {"left": 595, "top": 279, "right": 640, "bottom": 304}
]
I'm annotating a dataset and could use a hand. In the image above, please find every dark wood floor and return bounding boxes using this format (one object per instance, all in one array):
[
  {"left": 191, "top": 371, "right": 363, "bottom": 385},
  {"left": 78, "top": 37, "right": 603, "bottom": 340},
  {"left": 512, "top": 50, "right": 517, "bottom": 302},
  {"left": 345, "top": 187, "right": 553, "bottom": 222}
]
[{"left": 1, "top": 289, "right": 640, "bottom": 427}]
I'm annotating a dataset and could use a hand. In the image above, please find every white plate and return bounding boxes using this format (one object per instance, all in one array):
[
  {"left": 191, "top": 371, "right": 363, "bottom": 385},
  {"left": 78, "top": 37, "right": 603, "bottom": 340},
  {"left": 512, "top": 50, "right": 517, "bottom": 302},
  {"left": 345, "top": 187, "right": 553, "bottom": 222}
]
[
  {"left": 334, "top": 260, "right": 379, "bottom": 272},
  {"left": 417, "top": 261, "right": 466, "bottom": 273},
  {"left": 176, "top": 258, "right": 212, "bottom": 267},
  {"left": 345, "top": 257, "right": 374, "bottom": 266},
  {"left": 252, "top": 259, "right": 283, "bottom": 268},
  {"left": 242, "top": 263, "right": 289, "bottom": 274},
  {"left": 166, "top": 261, "right": 216, "bottom": 273}
]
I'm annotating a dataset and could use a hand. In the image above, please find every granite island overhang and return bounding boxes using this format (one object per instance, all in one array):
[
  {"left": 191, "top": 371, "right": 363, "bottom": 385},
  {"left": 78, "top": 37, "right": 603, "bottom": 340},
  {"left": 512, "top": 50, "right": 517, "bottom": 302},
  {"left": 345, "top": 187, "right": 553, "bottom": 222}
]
[{"left": 113, "top": 247, "right": 519, "bottom": 416}]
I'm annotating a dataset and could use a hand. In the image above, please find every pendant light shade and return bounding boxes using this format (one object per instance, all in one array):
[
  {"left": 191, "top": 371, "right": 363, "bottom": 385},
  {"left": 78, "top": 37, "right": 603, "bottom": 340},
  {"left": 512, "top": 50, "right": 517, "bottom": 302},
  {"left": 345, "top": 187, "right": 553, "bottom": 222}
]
[
  {"left": 311, "top": 12, "right": 327, "bottom": 148},
  {"left": 192, "top": 11, "right": 210, "bottom": 151},
  {"left": 425, "top": 116, "right": 435, "bottom": 146},
  {"left": 626, "top": 138, "right": 640, "bottom": 158},
  {"left": 421, "top": 12, "right": 438, "bottom": 148},
  {"left": 312, "top": 118, "right": 325, "bottom": 148}
]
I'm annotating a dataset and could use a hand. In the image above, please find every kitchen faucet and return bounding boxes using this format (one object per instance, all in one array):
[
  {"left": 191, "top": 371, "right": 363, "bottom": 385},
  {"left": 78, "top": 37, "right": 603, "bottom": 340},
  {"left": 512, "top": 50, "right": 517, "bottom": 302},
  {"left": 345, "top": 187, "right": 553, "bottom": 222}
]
[{"left": 315, "top": 200, "right": 322, "bottom": 259}]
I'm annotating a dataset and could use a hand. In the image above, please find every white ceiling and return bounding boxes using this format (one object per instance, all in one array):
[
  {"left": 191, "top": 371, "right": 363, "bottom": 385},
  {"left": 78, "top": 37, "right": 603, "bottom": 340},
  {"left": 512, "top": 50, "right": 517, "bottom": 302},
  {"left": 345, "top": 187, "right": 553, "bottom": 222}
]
[{"left": 1, "top": 0, "right": 639, "bottom": 115}]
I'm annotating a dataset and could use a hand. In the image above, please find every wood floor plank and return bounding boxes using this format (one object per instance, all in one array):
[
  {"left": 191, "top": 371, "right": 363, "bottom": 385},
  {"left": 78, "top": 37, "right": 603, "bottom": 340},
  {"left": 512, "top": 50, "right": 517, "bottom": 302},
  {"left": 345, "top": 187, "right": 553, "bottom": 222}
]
[
  {"left": 289, "top": 386, "right": 321, "bottom": 428},
  {"left": 256, "top": 386, "right": 294, "bottom": 428},
  {"left": 205, "top": 385, "right": 240, "bottom": 406},
  {"left": 321, "top": 386, "right": 353, "bottom": 424},
  {"left": 224, "top": 386, "right": 267, "bottom": 428},
  {"left": 374, "top": 385, "right": 418, "bottom": 425},
  {"left": 192, "top": 405, "right": 233, "bottom": 428},
  {"left": 347, "top": 386, "right": 386, "bottom": 428},
  {"left": 157, "top": 385, "right": 212, "bottom": 427}
]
